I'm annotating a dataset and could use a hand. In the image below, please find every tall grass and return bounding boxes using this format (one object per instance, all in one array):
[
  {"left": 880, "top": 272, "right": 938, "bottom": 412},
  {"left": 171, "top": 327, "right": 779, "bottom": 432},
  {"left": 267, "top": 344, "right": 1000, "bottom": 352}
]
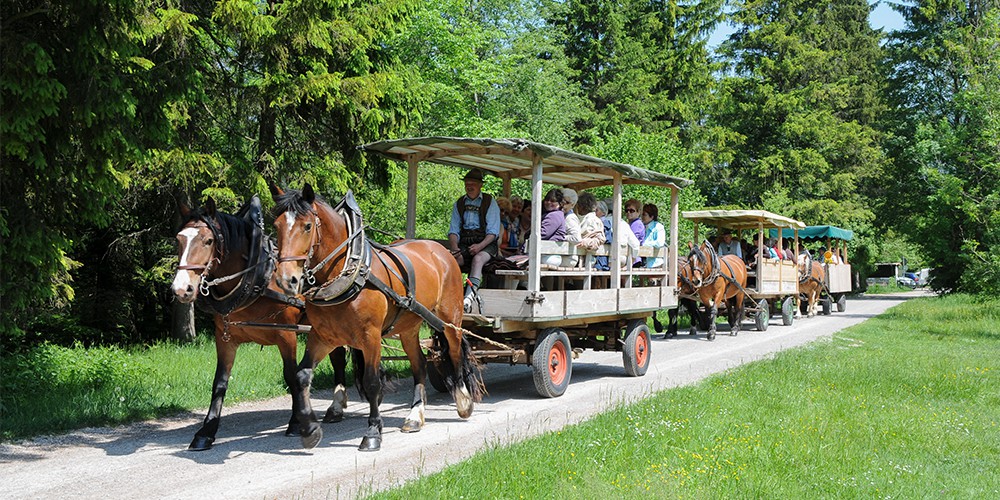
[
  {"left": 0, "top": 334, "right": 414, "bottom": 441},
  {"left": 372, "top": 294, "right": 1000, "bottom": 498}
]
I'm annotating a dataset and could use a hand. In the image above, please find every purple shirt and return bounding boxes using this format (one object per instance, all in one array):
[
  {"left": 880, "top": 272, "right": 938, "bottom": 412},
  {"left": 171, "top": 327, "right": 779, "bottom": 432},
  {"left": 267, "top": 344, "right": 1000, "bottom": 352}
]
[
  {"left": 540, "top": 209, "right": 566, "bottom": 241},
  {"left": 629, "top": 219, "right": 645, "bottom": 243},
  {"left": 629, "top": 218, "right": 645, "bottom": 264}
]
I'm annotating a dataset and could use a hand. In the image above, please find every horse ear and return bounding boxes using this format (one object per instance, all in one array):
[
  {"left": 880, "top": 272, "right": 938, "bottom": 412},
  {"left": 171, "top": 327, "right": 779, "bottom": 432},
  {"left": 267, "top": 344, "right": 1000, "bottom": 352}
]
[
  {"left": 687, "top": 241, "right": 694, "bottom": 250},
  {"left": 269, "top": 181, "right": 284, "bottom": 202},
  {"left": 302, "top": 183, "right": 315, "bottom": 204},
  {"left": 177, "top": 199, "right": 192, "bottom": 219},
  {"left": 204, "top": 197, "right": 217, "bottom": 217}
]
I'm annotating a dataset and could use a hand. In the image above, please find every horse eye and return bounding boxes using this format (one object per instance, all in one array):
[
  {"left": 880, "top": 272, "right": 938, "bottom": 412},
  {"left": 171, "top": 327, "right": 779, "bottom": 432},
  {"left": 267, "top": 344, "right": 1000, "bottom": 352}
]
[
  {"left": 304, "top": 222, "right": 313, "bottom": 232},
  {"left": 204, "top": 238, "right": 214, "bottom": 246}
]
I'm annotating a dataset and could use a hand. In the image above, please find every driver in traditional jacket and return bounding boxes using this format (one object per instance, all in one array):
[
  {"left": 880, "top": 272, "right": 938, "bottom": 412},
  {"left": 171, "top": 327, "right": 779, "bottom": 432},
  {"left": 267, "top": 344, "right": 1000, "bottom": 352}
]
[{"left": 448, "top": 168, "right": 501, "bottom": 313}]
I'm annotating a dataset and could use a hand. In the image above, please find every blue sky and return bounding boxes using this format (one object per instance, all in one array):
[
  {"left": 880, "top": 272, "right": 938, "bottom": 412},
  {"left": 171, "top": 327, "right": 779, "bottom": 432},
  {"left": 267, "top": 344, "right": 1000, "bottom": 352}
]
[{"left": 708, "top": 1, "right": 907, "bottom": 48}]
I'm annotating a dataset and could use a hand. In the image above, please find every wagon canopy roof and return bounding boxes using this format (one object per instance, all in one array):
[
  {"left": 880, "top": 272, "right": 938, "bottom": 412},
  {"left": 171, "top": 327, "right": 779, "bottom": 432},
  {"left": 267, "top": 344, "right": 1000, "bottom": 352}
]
[
  {"left": 681, "top": 209, "right": 806, "bottom": 230},
  {"left": 774, "top": 225, "right": 854, "bottom": 241},
  {"left": 359, "top": 137, "right": 692, "bottom": 191}
]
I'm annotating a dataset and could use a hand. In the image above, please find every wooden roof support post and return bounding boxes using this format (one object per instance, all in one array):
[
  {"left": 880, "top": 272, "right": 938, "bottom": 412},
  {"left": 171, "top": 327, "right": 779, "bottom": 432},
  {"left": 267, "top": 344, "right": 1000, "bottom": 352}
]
[
  {"left": 669, "top": 187, "right": 679, "bottom": 282},
  {"left": 405, "top": 157, "right": 418, "bottom": 239},
  {"left": 778, "top": 227, "right": 784, "bottom": 282},
  {"left": 610, "top": 173, "right": 623, "bottom": 289},
  {"left": 501, "top": 172, "right": 511, "bottom": 198},
  {"left": 528, "top": 154, "right": 543, "bottom": 293},
  {"left": 757, "top": 222, "right": 764, "bottom": 293}
]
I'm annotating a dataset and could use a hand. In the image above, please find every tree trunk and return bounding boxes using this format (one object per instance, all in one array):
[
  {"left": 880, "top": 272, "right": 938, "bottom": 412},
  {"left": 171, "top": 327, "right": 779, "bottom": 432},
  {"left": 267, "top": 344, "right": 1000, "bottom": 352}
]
[{"left": 171, "top": 301, "right": 197, "bottom": 342}]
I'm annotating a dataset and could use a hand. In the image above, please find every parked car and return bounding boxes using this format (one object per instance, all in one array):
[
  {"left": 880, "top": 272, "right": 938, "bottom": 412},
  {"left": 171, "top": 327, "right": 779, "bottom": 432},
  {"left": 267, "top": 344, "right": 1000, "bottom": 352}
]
[{"left": 896, "top": 276, "right": 917, "bottom": 288}]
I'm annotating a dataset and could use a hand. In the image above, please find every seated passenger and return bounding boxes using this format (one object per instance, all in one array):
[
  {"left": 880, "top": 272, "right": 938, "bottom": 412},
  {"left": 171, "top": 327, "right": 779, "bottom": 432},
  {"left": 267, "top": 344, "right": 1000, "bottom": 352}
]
[
  {"left": 764, "top": 238, "right": 780, "bottom": 259},
  {"left": 717, "top": 229, "right": 743, "bottom": 259},
  {"left": 496, "top": 197, "right": 519, "bottom": 258},
  {"left": 641, "top": 203, "right": 665, "bottom": 268},
  {"left": 576, "top": 192, "right": 606, "bottom": 251},
  {"left": 448, "top": 168, "right": 501, "bottom": 312},
  {"left": 539, "top": 188, "right": 567, "bottom": 268},
  {"left": 560, "top": 188, "right": 581, "bottom": 267}
]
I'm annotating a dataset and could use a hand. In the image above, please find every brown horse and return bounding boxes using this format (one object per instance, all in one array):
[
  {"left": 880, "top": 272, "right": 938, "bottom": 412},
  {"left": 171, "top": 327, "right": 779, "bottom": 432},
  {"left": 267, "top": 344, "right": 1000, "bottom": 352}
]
[
  {"left": 271, "top": 184, "right": 483, "bottom": 451},
  {"left": 171, "top": 196, "right": 348, "bottom": 451},
  {"left": 798, "top": 253, "right": 826, "bottom": 317},
  {"left": 686, "top": 240, "right": 748, "bottom": 341}
]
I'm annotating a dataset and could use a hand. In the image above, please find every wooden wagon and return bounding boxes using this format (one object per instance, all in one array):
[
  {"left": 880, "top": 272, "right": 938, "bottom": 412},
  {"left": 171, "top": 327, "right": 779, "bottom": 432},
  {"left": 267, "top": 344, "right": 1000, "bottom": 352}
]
[
  {"left": 782, "top": 225, "right": 854, "bottom": 313},
  {"left": 361, "top": 137, "right": 691, "bottom": 397},
  {"left": 682, "top": 210, "right": 806, "bottom": 330}
]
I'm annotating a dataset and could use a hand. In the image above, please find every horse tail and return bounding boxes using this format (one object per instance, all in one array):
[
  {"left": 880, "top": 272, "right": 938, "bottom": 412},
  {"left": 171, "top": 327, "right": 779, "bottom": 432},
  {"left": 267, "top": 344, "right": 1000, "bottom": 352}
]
[
  {"left": 350, "top": 347, "right": 389, "bottom": 403},
  {"left": 434, "top": 328, "right": 486, "bottom": 402}
]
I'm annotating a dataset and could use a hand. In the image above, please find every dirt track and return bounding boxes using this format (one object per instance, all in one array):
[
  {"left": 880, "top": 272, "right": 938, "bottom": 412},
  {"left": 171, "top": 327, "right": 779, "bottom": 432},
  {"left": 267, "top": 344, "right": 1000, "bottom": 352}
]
[{"left": 0, "top": 291, "right": 927, "bottom": 499}]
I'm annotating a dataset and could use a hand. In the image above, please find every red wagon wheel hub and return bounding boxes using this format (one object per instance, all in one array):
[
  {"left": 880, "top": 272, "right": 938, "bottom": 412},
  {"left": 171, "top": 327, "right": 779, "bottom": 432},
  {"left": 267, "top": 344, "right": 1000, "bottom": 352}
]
[
  {"left": 548, "top": 342, "right": 568, "bottom": 385},
  {"left": 634, "top": 332, "right": 648, "bottom": 367}
]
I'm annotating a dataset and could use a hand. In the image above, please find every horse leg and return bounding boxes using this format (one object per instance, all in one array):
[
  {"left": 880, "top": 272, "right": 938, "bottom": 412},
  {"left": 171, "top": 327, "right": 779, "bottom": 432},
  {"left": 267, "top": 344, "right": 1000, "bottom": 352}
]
[
  {"left": 686, "top": 299, "right": 701, "bottom": 335},
  {"left": 666, "top": 307, "right": 679, "bottom": 338},
  {"left": 292, "top": 345, "right": 329, "bottom": 450},
  {"left": 322, "top": 346, "right": 349, "bottom": 423},
  {"left": 652, "top": 311, "right": 665, "bottom": 334},
  {"left": 275, "top": 334, "right": 307, "bottom": 436},
  {"left": 357, "top": 341, "right": 385, "bottom": 452},
  {"left": 399, "top": 328, "right": 427, "bottom": 433},
  {"left": 702, "top": 293, "right": 718, "bottom": 341},
  {"left": 442, "top": 322, "right": 478, "bottom": 419},
  {"left": 189, "top": 338, "right": 237, "bottom": 451},
  {"left": 732, "top": 292, "right": 745, "bottom": 336}
]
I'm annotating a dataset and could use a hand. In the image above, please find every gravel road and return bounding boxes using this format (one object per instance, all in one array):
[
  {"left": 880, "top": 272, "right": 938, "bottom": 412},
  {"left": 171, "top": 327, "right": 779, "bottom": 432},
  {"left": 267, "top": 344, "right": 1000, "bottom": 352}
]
[{"left": 0, "top": 291, "right": 927, "bottom": 499}]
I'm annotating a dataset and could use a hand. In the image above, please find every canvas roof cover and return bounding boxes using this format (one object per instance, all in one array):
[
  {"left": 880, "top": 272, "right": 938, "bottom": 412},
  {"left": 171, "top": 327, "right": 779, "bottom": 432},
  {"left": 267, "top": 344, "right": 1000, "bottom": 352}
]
[
  {"left": 772, "top": 225, "right": 854, "bottom": 241},
  {"left": 360, "top": 137, "right": 693, "bottom": 190},
  {"left": 681, "top": 210, "right": 806, "bottom": 230}
]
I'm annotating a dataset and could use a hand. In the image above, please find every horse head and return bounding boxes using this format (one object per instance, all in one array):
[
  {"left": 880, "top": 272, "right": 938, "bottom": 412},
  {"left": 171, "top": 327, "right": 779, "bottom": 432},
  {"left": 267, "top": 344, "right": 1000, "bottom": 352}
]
[
  {"left": 677, "top": 256, "right": 695, "bottom": 293},
  {"left": 797, "top": 252, "right": 811, "bottom": 277},
  {"left": 270, "top": 183, "right": 320, "bottom": 295},
  {"left": 172, "top": 198, "right": 222, "bottom": 303}
]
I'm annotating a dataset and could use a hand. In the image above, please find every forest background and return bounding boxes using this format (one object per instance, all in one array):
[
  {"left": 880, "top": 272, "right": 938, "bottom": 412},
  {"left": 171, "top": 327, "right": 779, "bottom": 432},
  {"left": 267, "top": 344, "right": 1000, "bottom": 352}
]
[{"left": 2, "top": 0, "right": 997, "bottom": 349}]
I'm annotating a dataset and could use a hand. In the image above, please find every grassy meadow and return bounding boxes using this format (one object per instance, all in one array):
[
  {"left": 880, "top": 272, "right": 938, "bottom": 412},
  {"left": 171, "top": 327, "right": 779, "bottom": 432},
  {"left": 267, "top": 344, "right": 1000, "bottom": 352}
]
[{"left": 371, "top": 294, "right": 1000, "bottom": 499}]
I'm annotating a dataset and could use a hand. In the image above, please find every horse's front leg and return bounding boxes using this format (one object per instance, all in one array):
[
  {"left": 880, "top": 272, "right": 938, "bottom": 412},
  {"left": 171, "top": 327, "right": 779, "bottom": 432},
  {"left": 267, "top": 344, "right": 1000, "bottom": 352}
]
[
  {"left": 702, "top": 293, "right": 718, "bottom": 341},
  {"left": 322, "top": 346, "right": 349, "bottom": 423},
  {"left": 189, "top": 338, "right": 237, "bottom": 451},
  {"left": 293, "top": 348, "right": 325, "bottom": 449}
]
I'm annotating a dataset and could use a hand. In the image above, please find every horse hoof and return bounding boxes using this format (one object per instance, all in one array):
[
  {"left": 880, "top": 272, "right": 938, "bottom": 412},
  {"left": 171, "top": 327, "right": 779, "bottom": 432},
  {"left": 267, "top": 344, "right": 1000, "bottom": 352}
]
[
  {"left": 455, "top": 385, "right": 474, "bottom": 419},
  {"left": 285, "top": 424, "right": 299, "bottom": 436},
  {"left": 358, "top": 435, "right": 381, "bottom": 452},
  {"left": 707, "top": 332, "right": 716, "bottom": 341},
  {"left": 401, "top": 418, "right": 423, "bottom": 433},
  {"left": 730, "top": 331, "right": 738, "bottom": 336},
  {"left": 188, "top": 435, "right": 214, "bottom": 451},
  {"left": 300, "top": 424, "right": 322, "bottom": 449},
  {"left": 322, "top": 409, "right": 344, "bottom": 423}
]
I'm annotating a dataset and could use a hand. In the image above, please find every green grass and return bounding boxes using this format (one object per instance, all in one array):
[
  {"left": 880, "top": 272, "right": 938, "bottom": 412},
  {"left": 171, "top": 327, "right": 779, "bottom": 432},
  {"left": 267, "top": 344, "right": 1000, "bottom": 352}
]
[
  {"left": 865, "top": 283, "right": 918, "bottom": 294},
  {"left": 370, "top": 294, "right": 1000, "bottom": 499},
  {"left": 0, "top": 333, "right": 415, "bottom": 441}
]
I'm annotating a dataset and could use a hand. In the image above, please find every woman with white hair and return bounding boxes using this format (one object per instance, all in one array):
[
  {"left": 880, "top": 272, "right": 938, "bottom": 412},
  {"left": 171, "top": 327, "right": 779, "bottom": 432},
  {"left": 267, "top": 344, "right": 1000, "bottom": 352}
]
[{"left": 560, "top": 188, "right": 581, "bottom": 267}]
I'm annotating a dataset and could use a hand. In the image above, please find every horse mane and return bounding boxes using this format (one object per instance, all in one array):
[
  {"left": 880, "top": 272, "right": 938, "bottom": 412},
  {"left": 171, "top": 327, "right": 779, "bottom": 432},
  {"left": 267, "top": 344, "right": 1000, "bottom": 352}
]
[
  {"left": 179, "top": 208, "right": 252, "bottom": 259},
  {"left": 272, "top": 188, "right": 325, "bottom": 217}
]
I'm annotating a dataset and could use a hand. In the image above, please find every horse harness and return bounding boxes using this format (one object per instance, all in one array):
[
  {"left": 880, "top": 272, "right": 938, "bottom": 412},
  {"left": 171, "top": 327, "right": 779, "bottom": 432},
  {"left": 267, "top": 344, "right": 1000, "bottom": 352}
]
[
  {"left": 290, "top": 191, "right": 448, "bottom": 336},
  {"left": 691, "top": 242, "right": 752, "bottom": 297}
]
